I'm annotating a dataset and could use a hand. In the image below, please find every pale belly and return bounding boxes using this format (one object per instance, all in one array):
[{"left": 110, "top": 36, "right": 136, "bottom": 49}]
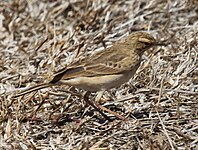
[{"left": 60, "top": 71, "right": 135, "bottom": 91}]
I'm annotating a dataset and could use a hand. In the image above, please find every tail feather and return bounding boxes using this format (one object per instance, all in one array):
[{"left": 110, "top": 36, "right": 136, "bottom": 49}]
[{"left": 13, "top": 83, "right": 53, "bottom": 98}]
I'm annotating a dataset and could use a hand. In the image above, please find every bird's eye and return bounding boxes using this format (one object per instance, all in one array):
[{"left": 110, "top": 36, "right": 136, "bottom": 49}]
[{"left": 143, "top": 42, "right": 151, "bottom": 46}]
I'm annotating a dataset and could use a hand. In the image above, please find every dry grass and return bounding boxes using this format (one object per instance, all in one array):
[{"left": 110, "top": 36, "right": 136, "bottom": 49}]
[{"left": 0, "top": 0, "right": 197, "bottom": 149}]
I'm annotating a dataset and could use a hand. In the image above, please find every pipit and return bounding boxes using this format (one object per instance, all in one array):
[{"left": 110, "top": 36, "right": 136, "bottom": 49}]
[{"left": 14, "top": 32, "right": 162, "bottom": 98}]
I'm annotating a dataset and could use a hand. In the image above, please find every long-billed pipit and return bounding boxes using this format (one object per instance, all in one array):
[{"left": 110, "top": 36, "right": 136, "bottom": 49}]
[{"left": 13, "top": 32, "right": 162, "bottom": 98}]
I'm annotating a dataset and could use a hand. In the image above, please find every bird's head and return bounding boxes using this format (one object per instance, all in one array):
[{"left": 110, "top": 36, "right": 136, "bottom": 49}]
[{"left": 126, "top": 32, "right": 161, "bottom": 55}]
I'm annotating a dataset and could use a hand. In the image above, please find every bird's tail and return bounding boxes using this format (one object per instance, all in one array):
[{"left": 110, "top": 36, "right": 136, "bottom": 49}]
[{"left": 13, "top": 83, "right": 54, "bottom": 98}]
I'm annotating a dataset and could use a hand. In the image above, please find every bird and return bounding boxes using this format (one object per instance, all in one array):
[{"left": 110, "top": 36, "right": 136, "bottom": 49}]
[{"left": 13, "top": 31, "right": 162, "bottom": 98}]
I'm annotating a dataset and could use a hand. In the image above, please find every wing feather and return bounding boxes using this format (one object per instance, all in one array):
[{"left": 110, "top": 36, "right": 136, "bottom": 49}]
[{"left": 50, "top": 44, "right": 140, "bottom": 83}]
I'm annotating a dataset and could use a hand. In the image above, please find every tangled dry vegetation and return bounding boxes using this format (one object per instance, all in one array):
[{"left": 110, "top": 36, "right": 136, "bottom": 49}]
[{"left": 0, "top": 0, "right": 197, "bottom": 149}]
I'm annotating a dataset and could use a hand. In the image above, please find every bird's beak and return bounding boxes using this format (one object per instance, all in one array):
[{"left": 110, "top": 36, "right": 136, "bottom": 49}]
[{"left": 155, "top": 40, "right": 170, "bottom": 46}]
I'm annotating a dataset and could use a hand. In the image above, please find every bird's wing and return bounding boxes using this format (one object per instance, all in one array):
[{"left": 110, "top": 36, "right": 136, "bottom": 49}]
[{"left": 50, "top": 45, "right": 140, "bottom": 83}]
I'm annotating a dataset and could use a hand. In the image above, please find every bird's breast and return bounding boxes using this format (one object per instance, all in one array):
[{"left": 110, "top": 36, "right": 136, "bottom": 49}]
[{"left": 59, "top": 70, "right": 137, "bottom": 92}]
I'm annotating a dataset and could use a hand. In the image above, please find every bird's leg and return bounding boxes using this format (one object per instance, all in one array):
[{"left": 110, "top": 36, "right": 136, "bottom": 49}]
[
  {"left": 83, "top": 91, "right": 125, "bottom": 120},
  {"left": 83, "top": 91, "right": 111, "bottom": 121},
  {"left": 94, "top": 91, "right": 125, "bottom": 120}
]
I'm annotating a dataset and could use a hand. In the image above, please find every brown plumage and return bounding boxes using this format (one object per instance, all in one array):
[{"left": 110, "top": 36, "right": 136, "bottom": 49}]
[{"left": 13, "top": 32, "right": 160, "bottom": 97}]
